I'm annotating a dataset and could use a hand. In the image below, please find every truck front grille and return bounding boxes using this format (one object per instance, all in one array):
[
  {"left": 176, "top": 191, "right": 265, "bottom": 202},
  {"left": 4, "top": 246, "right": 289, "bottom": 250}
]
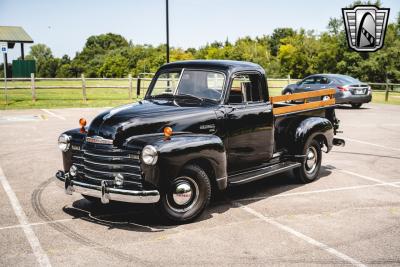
[{"left": 71, "top": 143, "right": 142, "bottom": 187}]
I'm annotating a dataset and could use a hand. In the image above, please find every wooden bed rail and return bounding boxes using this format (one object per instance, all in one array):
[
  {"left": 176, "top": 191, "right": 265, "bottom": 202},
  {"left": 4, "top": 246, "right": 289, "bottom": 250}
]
[{"left": 270, "top": 88, "right": 336, "bottom": 115}]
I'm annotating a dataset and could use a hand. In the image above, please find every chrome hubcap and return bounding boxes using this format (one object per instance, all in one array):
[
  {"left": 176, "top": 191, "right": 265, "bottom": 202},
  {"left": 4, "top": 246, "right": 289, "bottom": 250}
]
[
  {"left": 172, "top": 182, "right": 193, "bottom": 205},
  {"left": 305, "top": 146, "right": 317, "bottom": 173},
  {"left": 167, "top": 176, "right": 199, "bottom": 213}
]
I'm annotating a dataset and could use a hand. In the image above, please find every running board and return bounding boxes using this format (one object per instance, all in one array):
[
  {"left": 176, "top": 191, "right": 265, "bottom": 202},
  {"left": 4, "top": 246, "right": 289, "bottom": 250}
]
[{"left": 228, "top": 161, "right": 301, "bottom": 186}]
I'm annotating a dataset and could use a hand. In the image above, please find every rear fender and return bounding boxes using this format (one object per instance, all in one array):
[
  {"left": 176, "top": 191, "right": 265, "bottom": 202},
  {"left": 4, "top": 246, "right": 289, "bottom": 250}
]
[{"left": 289, "top": 117, "right": 334, "bottom": 154}]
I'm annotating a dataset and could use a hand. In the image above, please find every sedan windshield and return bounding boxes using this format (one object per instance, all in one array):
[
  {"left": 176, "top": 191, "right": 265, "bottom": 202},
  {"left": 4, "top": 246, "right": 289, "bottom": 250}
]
[{"left": 148, "top": 69, "right": 225, "bottom": 101}]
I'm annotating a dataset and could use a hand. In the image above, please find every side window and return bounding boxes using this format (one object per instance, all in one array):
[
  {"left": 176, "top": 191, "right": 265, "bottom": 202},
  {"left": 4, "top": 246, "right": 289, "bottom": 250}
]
[
  {"left": 301, "top": 77, "right": 315, "bottom": 85},
  {"left": 320, "top": 77, "right": 330, "bottom": 84},
  {"left": 228, "top": 73, "right": 263, "bottom": 104}
]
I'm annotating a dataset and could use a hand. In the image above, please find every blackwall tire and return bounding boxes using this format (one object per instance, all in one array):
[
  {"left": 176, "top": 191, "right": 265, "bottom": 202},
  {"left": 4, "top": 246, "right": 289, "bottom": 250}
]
[
  {"left": 294, "top": 139, "right": 322, "bottom": 183},
  {"left": 157, "top": 164, "right": 211, "bottom": 224},
  {"left": 351, "top": 103, "right": 362, "bottom": 109}
]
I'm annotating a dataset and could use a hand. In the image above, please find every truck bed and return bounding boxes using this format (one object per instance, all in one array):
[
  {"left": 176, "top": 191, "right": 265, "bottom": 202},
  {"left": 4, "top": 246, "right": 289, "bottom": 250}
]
[
  {"left": 270, "top": 89, "right": 336, "bottom": 117},
  {"left": 270, "top": 89, "right": 339, "bottom": 153}
]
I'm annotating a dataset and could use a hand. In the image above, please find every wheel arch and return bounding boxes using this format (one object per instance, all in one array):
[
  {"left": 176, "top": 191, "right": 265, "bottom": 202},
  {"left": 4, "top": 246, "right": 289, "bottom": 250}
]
[
  {"left": 288, "top": 117, "right": 334, "bottom": 154},
  {"left": 127, "top": 133, "right": 228, "bottom": 191},
  {"left": 180, "top": 157, "right": 221, "bottom": 193}
]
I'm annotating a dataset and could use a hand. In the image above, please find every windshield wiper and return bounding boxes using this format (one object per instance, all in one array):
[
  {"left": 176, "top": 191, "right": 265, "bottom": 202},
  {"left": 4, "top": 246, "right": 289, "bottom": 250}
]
[
  {"left": 149, "top": 93, "right": 174, "bottom": 99},
  {"left": 176, "top": 93, "right": 204, "bottom": 101},
  {"left": 176, "top": 93, "right": 218, "bottom": 103}
]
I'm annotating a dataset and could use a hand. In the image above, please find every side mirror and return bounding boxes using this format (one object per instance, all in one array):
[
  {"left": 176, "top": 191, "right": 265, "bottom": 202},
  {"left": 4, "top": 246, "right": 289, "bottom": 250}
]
[{"left": 296, "top": 81, "right": 301, "bottom": 85}]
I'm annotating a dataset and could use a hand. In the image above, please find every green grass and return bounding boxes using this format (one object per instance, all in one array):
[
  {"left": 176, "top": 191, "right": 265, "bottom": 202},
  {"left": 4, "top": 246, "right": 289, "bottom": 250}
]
[
  {"left": 371, "top": 91, "right": 400, "bottom": 105},
  {"left": 0, "top": 79, "right": 399, "bottom": 109},
  {"left": 0, "top": 79, "right": 151, "bottom": 109}
]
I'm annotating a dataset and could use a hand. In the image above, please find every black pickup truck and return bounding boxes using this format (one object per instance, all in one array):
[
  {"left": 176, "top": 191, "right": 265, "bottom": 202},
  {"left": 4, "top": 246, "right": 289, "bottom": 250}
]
[{"left": 55, "top": 60, "right": 344, "bottom": 223}]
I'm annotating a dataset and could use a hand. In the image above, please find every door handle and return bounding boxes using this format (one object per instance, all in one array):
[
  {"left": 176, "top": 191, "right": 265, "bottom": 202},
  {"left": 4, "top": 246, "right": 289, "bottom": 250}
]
[
  {"left": 321, "top": 86, "right": 326, "bottom": 89},
  {"left": 305, "top": 86, "right": 311, "bottom": 89}
]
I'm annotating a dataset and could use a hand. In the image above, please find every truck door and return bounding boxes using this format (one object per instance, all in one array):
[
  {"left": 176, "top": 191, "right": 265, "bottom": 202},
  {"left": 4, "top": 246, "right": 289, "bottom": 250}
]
[{"left": 224, "top": 72, "right": 274, "bottom": 173}]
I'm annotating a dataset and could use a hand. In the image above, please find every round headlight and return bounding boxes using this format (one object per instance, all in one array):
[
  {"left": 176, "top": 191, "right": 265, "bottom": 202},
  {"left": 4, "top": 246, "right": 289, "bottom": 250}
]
[
  {"left": 141, "top": 145, "right": 158, "bottom": 165},
  {"left": 58, "top": 134, "right": 71, "bottom": 152}
]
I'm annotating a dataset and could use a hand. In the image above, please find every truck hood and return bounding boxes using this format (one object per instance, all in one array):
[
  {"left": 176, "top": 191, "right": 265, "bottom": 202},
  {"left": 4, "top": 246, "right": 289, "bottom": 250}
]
[{"left": 87, "top": 99, "right": 218, "bottom": 145}]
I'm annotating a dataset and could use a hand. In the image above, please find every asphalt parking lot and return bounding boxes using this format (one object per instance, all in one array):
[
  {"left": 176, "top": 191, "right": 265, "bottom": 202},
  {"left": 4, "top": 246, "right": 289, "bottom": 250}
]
[{"left": 0, "top": 103, "right": 399, "bottom": 266}]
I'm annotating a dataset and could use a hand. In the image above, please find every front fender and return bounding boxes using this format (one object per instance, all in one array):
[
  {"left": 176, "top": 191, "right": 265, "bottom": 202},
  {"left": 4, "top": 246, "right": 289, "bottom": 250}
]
[{"left": 125, "top": 133, "right": 227, "bottom": 190}]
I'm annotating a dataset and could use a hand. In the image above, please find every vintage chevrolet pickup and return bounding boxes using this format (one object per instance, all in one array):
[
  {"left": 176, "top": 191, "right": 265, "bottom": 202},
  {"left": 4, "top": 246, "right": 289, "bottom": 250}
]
[{"left": 55, "top": 60, "right": 345, "bottom": 223}]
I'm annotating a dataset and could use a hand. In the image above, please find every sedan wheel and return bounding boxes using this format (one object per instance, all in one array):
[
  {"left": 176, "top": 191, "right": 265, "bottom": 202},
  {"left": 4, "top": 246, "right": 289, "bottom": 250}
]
[{"left": 351, "top": 103, "right": 362, "bottom": 109}]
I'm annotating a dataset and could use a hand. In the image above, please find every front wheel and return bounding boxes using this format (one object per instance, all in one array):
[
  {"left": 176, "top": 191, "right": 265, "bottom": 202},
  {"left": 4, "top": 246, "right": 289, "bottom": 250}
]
[
  {"left": 157, "top": 164, "right": 211, "bottom": 223},
  {"left": 294, "top": 139, "right": 322, "bottom": 183}
]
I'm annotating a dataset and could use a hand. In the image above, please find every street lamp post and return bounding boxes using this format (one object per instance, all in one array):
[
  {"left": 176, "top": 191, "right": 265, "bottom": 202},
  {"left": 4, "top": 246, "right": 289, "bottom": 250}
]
[{"left": 166, "top": 0, "right": 170, "bottom": 63}]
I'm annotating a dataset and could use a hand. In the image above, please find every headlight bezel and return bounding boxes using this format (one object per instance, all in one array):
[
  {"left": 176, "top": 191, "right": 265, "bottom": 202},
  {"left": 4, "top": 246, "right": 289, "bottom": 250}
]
[
  {"left": 58, "top": 134, "right": 71, "bottom": 152},
  {"left": 141, "top": 145, "right": 158, "bottom": 165}
]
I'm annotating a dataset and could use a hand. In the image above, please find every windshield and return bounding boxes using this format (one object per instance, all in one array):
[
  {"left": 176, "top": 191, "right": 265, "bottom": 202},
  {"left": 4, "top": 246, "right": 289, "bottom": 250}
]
[{"left": 148, "top": 69, "right": 225, "bottom": 101}]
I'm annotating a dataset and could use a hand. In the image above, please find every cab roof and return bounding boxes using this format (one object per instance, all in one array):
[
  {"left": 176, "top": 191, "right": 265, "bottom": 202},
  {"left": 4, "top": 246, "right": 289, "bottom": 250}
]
[{"left": 158, "top": 60, "right": 265, "bottom": 75}]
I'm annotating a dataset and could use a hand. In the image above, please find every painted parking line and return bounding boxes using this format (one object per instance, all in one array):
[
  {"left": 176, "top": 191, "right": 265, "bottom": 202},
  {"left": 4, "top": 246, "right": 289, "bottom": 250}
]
[
  {"left": 338, "top": 169, "right": 400, "bottom": 188},
  {"left": 343, "top": 137, "right": 400, "bottom": 152},
  {"left": 0, "top": 166, "right": 52, "bottom": 267},
  {"left": 232, "top": 201, "right": 366, "bottom": 267},
  {"left": 41, "top": 109, "right": 66, "bottom": 120},
  {"left": 235, "top": 181, "right": 400, "bottom": 202},
  {"left": 0, "top": 218, "right": 77, "bottom": 231}
]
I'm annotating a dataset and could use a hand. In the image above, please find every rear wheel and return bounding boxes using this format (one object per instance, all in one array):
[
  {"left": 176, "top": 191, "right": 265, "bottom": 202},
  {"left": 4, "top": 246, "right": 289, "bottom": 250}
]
[
  {"left": 157, "top": 164, "right": 211, "bottom": 223},
  {"left": 294, "top": 139, "right": 322, "bottom": 183},
  {"left": 351, "top": 103, "right": 362, "bottom": 109}
]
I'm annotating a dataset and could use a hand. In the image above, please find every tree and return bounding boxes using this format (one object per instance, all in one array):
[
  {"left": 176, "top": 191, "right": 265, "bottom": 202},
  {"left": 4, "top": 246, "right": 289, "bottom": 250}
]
[
  {"left": 98, "top": 53, "right": 129, "bottom": 78},
  {"left": 327, "top": 18, "right": 342, "bottom": 35},
  {"left": 26, "top": 44, "right": 53, "bottom": 61},
  {"left": 269, "top": 28, "right": 295, "bottom": 56},
  {"left": 26, "top": 44, "right": 59, "bottom": 77}
]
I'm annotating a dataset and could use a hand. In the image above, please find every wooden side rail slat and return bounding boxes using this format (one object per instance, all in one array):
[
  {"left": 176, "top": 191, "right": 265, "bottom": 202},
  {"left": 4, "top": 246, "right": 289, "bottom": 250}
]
[
  {"left": 270, "top": 88, "right": 336, "bottom": 103},
  {"left": 273, "top": 98, "right": 336, "bottom": 115}
]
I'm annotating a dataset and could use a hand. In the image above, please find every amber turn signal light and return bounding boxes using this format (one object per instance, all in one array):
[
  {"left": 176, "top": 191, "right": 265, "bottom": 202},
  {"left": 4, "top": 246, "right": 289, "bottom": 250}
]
[
  {"left": 79, "top": 118, "right": 87, "bottom": 133},
  {"left": 164, "top": 127, "right": 173, "bottom": 138}
]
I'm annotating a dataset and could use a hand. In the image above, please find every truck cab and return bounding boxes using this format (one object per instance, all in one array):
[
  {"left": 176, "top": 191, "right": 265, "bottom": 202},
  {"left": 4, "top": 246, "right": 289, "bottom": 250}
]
[{"left": 55, "top": 60, "right": 344, "bottom": 223}]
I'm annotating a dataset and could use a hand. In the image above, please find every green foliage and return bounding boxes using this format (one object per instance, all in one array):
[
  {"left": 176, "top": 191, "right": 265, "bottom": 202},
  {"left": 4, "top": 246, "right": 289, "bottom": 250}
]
[{"left": 26, "top": 11, "right": 400, "bottom": 82}]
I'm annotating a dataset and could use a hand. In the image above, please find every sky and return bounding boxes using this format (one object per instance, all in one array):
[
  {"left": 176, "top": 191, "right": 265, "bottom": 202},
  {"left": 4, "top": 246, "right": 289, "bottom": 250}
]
[{"left": 1, "top": 0, "right": 399, "bottom": 61}]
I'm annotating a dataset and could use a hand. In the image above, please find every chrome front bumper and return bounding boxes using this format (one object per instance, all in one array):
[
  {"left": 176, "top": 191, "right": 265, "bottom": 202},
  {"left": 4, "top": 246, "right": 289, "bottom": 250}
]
[{"left": 55, "top": 171, "right": 160, "bottom": 204}]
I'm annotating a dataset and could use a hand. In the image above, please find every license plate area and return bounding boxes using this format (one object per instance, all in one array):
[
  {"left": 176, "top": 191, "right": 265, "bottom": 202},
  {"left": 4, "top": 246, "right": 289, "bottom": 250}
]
[{"left": 354, "top": 89, "right": 365, "bottom": 95}]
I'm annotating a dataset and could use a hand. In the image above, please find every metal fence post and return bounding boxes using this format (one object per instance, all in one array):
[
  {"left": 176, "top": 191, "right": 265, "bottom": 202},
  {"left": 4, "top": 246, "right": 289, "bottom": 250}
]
[
  {"left": 136, "top": 77, "right": 141, "bottom": 97},
  {"left": 385, "top": 78, "right": 389, "bottom": 102},
  {"left": 3, "top": 53, "right": 7, "bottom": 105},
  {"left": 31, "top": 73, "right": 36, "bottom": 102},
  {"left": 81, "top": 74, "right": 87, "bottom": 103},
  {"left": 128, "top": 74, "right": 132, "bottom": 100},
  {"left": 287, "top": 74, "right": 291, "bottom": 85}
]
